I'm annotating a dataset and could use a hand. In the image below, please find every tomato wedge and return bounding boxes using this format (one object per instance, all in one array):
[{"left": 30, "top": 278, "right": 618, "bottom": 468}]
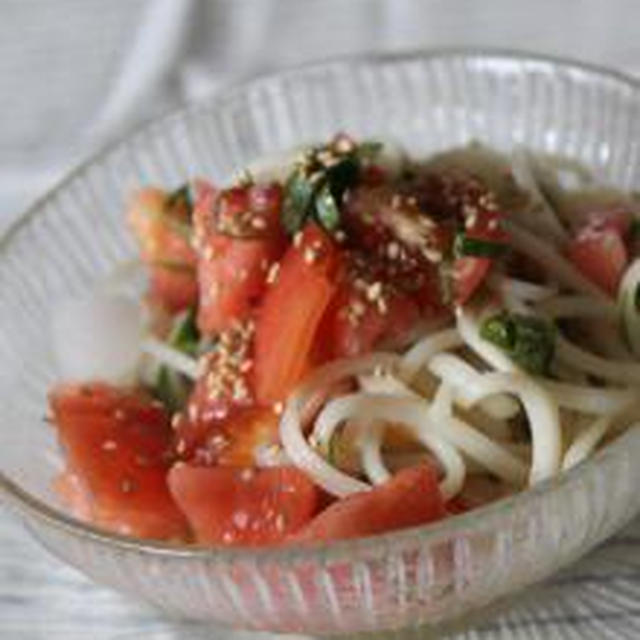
[
  {"left": 567, "top": 224, "right": 627, "bottom": 295},
  {"left": 254, "top": 223, "right": 343, "bottom": 404},
  {"left": 291, "top": 464, "right": 445, "bottom": 543},
  {"left": 49, "top": 383, "right": 189, "bottom": 540},
  {"left": 194, "top": 181, "right": 286, "bottom": 334},
  {"left": 168, "top": 465, "right": 318, "bottom": 545},
  {"left": 128, "top": 187, "right": 197, "bottom": 312}
]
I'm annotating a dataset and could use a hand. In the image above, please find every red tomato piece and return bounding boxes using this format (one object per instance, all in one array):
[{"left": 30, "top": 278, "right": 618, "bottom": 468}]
[
  {"left": 254, "top": 223, "right": 343, "bottom": 404},
  {"left": 322, "top": 280, "right": 421, "bottom": 358},
  {"left": 453, "top": 256, "right": 491, "bottom": 305},
  {"left": 567, "top": 225, "right": 627, "bottom": 295},
  {"left": 128, "top": 187, "right": 198, "bottom": 312},
  {"left": 194, "top": 181, "right": 286, "bottom": 335},
  {"left": 49, "top": 383, "right": 189, "bottom": 541},
  {"left": 174, "top": 406, "right": 279, "bottom": 467},
  {"left": 167, "top": 465, "right": 318, "bottom": 545},
  {"left": 291, "top": 465, "right": 445, "bottom": 543}
]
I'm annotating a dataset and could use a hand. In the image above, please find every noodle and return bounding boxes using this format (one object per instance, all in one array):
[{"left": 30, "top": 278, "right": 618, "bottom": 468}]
[{"left": 562, "top": 415, "right": 612, "bottom": 471}]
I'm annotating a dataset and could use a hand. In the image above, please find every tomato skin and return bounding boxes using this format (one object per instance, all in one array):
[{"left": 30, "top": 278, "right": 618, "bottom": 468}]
[
  {"left": 49, "top": 383, "right": 189, "bottom": 541},
  {"left": 567, "top": 225, "right": 627, "bottom": 295},
  {"left": 128, "top": 187, "right": 198, "bottom": 312},
  {"left": 174, "top": 406, "right": 279, "bottom": 467},
  {"left": 322, "top": 281, "right": 421, "bottom": 358},
  {"left": 254, "top": 223, "right": 343, "bottom": 404},
  {"left": 453, "top": 256, "right": 491, "bottom": 305},
  {"left": 167, "top": 465, "right": 318, "bottom": 545},
  {"left": 291, "top": 465, "right": 445, "bottom": 543},
  {"left": 194, "top": 181, "right": 286, "bottom": 335}
]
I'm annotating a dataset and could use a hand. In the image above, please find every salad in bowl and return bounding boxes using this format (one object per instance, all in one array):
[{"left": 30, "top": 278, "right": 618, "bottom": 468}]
[
  {"left": 48, "top": 133, "right": 640, "bottom": 549},
  {"left": 2, "top": 51, "right": 640, "bottom": 635}
]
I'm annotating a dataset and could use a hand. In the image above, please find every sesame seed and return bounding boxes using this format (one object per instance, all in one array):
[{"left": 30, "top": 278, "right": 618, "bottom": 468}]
[
  {"left": 240, "top": 468, "right": 255, "bottom": 482},
  {"left": 102, "top": 440, "right": 117, "bottom": 452},
  {"left": 303, "top": 247, "right": 317, "bottom": 264},
  {"left": 275, "top": 513, "right": 286, "bottom": 532},
  {"left": 232, "top": 510, "right": 249, "bottom": 530},
  {"left": 272, "top": 401, "right": 284, "bottom": 416},
  {"left": 114, "top": 409, "right": 126, "bottom": 421},
  {"left": 266, "top": 262, "right": 280, "bottom": 284},
  {"left": 222, "top": 531, "right": 234, "bottom": 544},
  {"left": 334, "top": 230, "right": 347, "bottom": 243},
  {"left": 293, "top": 232, "right": 303, "bottom": 247},
  {"left": 251, "top": 216, "right": 267, "bottom": 230},
  {"left": 387, "top": 241, "right": 400, "bottom": 259},
  {"left": 120, "top": 478, "right": 136, "bottom": 494},
  {"left": 366, "top": 281, "right": 383, "bottom": 302}
]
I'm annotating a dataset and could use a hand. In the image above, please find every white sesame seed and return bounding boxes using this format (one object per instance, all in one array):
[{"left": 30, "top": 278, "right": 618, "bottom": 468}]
[
  {"left": 232, "top": 510, "right": 249, "bottom": 530},
  {"left": 240, "top": 468, "right": 255, "bottom": 482},
  {"left": 266, "top": 262, "right": 280, "bottom": 284},
  {"left": 102, "top": 440, "right": 117, "bottom": 452}
]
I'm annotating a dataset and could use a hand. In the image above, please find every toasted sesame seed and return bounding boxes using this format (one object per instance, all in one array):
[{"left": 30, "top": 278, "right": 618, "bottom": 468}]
[
  {"left": 293, "top": 231, "right": 303, "bottom": 247},
  {"left": 232, "top": 510, "right": 249, "bottom": 530},
  {"left": 386, "top": 241, "right": 400, "bottom": 259},
  {"left": 120, "top": 478, "right": 136, "bottom": 494},
  {"left": 114, "top": 409, "right": 126, "bottom": 421},
  {"left": 240, "top": 468, "right": 255, "bottom": 482},
  {"left": 251, "top": 216, "right": 267, "bottom": 230},
  {"left": 275, "top": 513, "right": 286, "bottom": 532},
  {"left": 303, "top": 247, "right": 318, "bottom": 264},
  {"left": 102, "top": 440, "right": 117, "bottom": 452},
  {"left": 266, "top": 262, "right": 280, "bottom": 284},
  {"left": 366, "top": 281, "right": 383, "bottom": 302},
  {"left": 272, "top": 401, "right": 284, "bottom": 416}
]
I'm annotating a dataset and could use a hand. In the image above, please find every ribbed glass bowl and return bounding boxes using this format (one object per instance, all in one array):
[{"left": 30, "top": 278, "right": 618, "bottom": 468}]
[{"left": 2, "top": 50, "right": 640, "bottom": 637}]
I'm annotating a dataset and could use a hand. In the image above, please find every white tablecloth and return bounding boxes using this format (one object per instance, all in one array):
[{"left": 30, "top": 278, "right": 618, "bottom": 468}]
[{"left": 2, "top": 2, "right": 640, "bottom": 637}]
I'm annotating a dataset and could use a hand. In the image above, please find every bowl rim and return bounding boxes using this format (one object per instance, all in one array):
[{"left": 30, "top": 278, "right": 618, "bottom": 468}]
[{"left": 2, "top": 46, "right": 640, "bottom": 564}]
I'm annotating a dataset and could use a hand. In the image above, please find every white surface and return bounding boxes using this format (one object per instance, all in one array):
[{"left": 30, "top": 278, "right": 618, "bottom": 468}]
[{"left": 3, "top": 1, "right": 640, "bottom": 637}]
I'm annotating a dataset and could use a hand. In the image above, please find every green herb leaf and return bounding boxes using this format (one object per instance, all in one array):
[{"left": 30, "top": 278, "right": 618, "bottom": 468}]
[
  {"left": 169, "top": 307, "right": 200, "bottom": 356},
  {"left": 166, "top": 184, "right": 192, "bottom": 212},
  {"left": 153, "top": 366, "right": 190, "bottom": 413},
  {"left": 356, "top": 140, "right": 383, "bottom": 160},
  {"left": 150, "top": 259, "right": 196, "bottom": 274},
  {"left": 314, "top": 183, "right": 341, "bottom": 231},
  {"left": 480, "top": 312, "right": 515, "bottom": 350},
  {"left": 480, "top": 311, "right": 555, "bottom": 375},
  {"left": 282, "top": 169, "right": 315, "bottom": 234},
  {"left": 454, "top": 233, "right": 507, "bottom": 258}
]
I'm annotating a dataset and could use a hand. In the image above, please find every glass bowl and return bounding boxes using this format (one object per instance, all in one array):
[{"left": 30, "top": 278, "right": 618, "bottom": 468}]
[{"left": 2, "top": 50, "right": 640, "bottom": 637}]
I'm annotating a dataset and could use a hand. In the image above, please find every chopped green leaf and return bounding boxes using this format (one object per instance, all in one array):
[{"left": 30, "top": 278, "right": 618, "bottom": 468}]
[
  {"left": 153, "top": 366, "right": 190, "bottom": 413},
  {"left": 357, "top": 140, "right": 383, "bottom": 160},
  {"left": 169, "top": 307, "right": 199, "bottom": 356},
  {"left": 315, "top": 183, "right": 341, "bottom": 231},
  {"left": 630, "top": 218, "right": 640, "bottom": 238},
  {"left": 282, "top": 169, "right": 315, "bottom": 234},
  {"left": 150, "top": 259, "right": 196, "bottom": 274},
  {"left": 454, "top": 233, "right": 507, "bottom": 258},
  {"left": 480, "top": 311, "right": 555, "bottom": 375},
  {"left": 166, "top": 184, "right": 192, "bottom": 213},
  {"left": 481, "top": 312, "right": 515, "bottom": 350}
]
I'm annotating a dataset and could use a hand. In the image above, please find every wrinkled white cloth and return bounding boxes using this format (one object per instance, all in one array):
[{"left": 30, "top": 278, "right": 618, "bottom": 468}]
[{"left": 3, "top": 0, "right": 640, "bottom": 232}]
